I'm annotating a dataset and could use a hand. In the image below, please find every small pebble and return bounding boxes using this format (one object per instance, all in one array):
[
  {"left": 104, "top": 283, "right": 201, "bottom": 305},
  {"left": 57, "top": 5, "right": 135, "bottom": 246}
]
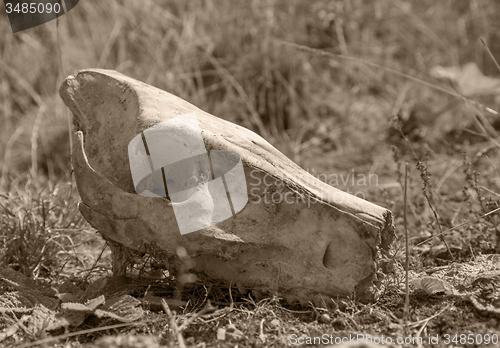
[
  {"left": 217, "top": 328, "right": 226, "bottom": 340},
  {"left": 319, "top": 313, "right": 331, "bottom": 323},
  {"left": 270, "top": 318, "right": 280, "bottom": 327}
]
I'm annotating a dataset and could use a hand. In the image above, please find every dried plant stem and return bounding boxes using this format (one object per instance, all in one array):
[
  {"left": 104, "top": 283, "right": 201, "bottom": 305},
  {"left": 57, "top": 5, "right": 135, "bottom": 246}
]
[
  {"left": 424, "top": 193, "right": 454, "bottom": 260},
  {"left": 83, "top": 241, "right": 108, "bottom": 283},
  {"left": 392, "top": 116, "right": 454, "bottom": 260},
  {"left": 161, "top": 298, "right": 216, "bottom": 348},
  {"left": 416, "top": 206, "right": 500, "bottom": 246},
  {"left": 161, "top": 298, "right": 186, "bottom": 348},
  {"left": 416, "top": 161, "right": 454, "bottom": 261},
  {"left": 480, "top": 37, "right": 500, "bottom": 73},
  {"left": 278, "top": 40, "right": 499, "bottom": 115},
  {"left": 14, "top": 322, "right": 146, "bottom": 348},
  {"left": 30, "top": 106, "right": 45, "bottom": 180},
  {"left": 404, "top": 162, "right": 410, "bottom": 322}
]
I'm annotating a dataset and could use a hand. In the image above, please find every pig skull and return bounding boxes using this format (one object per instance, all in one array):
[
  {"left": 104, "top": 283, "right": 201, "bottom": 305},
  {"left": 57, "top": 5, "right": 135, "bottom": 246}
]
[{"left": 59, "top": 69, "right": 395, "bottom": 304}]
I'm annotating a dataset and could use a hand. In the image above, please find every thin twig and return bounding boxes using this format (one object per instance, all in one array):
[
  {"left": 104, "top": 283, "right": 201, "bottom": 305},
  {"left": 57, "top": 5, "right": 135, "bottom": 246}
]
[
  {"left": 416, "top": 206, "right": 500, "bottom": 246},
  {"left": 416, "top": 161, "right": 454, "bottom": 260},
  {"left": 277, "top": 40, "right": 499, "bottom": 115},
  {"left": 197, "top": 307, "right": 235, "bottom": 323},
  {"left": 161, "top": 298, "right": 186, "bottom": 348},
  {"left": 13, "top": 321, "right": 149, "bottom": 348},
  {"left": 480, "top": 37, "right": 500, "bottom": 73},
  {"left": 177, "top": 300, "right": 216, "bottom": 331},
  {"left": 413, "top": 305, "right": 450, "bottom": 348},
  {"left": 404, "top": 163, "right": 410, "bottom": 323},
  {"left": 160, "top": 298, "right": 217, "bottom": 347},
  {"left": 83, "top": 241, "right": 108, "bottom": 283},
  {"left": 410, "top": 305, "right": 450, "bottom": 328}
]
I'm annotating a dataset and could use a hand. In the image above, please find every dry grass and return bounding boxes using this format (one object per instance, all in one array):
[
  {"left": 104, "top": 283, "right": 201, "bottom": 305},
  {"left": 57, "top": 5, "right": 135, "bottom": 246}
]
[{"left": 1, "top": 0, "right": 500, "bottom": 346}]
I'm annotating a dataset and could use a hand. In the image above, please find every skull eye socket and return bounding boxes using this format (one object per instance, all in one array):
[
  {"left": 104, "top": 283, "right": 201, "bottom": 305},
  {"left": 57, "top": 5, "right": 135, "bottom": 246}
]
[
  {"left": 134, "top": 153, "right": 213, "bottom": 202},
  {"left": 127, "top": 113, "right": 248, "bottom": 235},
  {"left": 163, "top": 153, "right": 212, "bottom": 196},
  {"left": 128, "top": 113, "right": 211, "bottom": 201},
  {"left": 135, "top": 168, "right": 168, "bottom": 198}
]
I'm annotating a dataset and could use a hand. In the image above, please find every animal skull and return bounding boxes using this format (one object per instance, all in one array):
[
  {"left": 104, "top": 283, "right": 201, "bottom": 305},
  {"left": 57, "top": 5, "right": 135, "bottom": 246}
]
[{"left": 59, "top": 69, "right": 395, "bottom": 304}]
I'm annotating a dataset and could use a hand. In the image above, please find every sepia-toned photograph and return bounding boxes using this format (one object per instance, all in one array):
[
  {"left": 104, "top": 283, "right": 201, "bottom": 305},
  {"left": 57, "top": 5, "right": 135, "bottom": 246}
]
[{"left": 1, "top": 1, "right": 500, "bottom": 347}]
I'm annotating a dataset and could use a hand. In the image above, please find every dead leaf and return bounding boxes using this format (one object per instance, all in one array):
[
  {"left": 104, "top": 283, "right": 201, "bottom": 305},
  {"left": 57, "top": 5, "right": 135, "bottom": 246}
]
[
  {"left": 95, "top": 295, "right": 143, "bottom": 322},
  {"left": 56, "top": 292, "right": 79, "bottom": 303},
  {"left": 85, "top": 295, "right": 106, "bottom": 310},
  {"left": 0, "top": 290, "right": 59, "bottom": 311},
  {"left": 81, "top": 277, "right": 109, "bottom": 301},
  {"left": 54, "top": 309, "right": 87, "bottom": 328},
  {"left": 430, "top": 62, "right": 500, "bottom": 97},
  {"left": 410, "top": 276, "right": 455, "bottom": 295}
]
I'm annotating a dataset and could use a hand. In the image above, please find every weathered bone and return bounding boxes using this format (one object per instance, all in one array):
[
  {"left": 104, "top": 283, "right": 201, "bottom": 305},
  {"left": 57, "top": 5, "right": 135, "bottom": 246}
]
[{"left": 60, "top": 69, "right": 395, "bottom": 303}]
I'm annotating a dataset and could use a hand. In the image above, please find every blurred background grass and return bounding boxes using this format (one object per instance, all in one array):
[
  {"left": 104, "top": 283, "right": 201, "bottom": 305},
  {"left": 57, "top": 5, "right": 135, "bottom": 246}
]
[
  {"left": 1, "top": 0, "right": 499, "bottom": 181},
  {"left": 1, "top": 0, "right": 500, "bottom": 275}
]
